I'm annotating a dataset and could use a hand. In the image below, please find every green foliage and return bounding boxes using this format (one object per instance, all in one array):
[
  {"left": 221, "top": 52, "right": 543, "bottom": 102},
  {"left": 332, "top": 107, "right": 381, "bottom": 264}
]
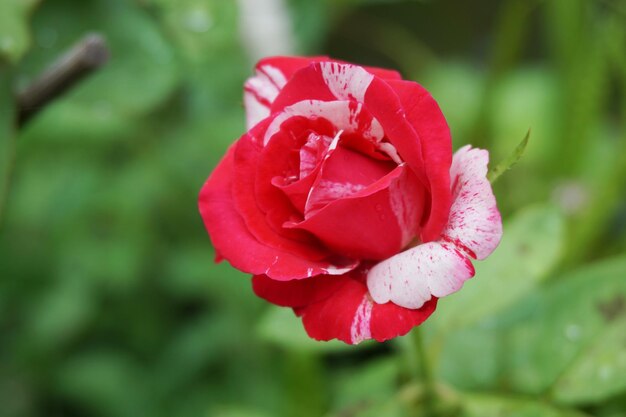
[
  {"left": 0, "top": 0, "right": 40, "bottom": 63},
  {"left": 1, "top": 0, "right": 626, "bottom": 416},
  {"left": 0, "top": 68, "right": 16, "bottom": 224},
  {"left": 438, "top": 256, "right": 626, "bottom": 400},
  {"left": 487, "top": 129, "right": 529, "bottom": 184}
]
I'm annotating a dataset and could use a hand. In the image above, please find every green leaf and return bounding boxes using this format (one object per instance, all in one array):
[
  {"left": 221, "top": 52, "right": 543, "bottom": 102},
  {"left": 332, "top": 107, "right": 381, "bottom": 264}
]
[
  {"left": 552, "top": 316, "right": 626, "bottom": 405},
  {"left": 460, "top": 393, "right": 588, "bottom": 417},
  {"left": 331, "top": 358, "right": 401, "bottom": 411},
  {"left": 428, "top": 204, "right": 565, "bottom": 334},
  {"left": 55, "top": 350, "right": 155, "bottom": 417},
  {"left": 438, "top": 256, "right": 626, "bottom": 398},
  {"left": 257, "top": 306, "right": 369, "bottom": 353},
  {"left": 0, "top": 0, "right": 40, "bottom": 63},
  {"left": 487, "top": 129, "right": 530, "bottom": 184},
  {"left": 0, "top": 67, "right": 16, "bottom": 226}
]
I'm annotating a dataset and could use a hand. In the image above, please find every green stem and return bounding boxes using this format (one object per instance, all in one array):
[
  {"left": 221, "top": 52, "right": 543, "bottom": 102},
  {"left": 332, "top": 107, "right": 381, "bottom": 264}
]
[{"left": 410, "top": 327, "right": 437, "bottom": 415}]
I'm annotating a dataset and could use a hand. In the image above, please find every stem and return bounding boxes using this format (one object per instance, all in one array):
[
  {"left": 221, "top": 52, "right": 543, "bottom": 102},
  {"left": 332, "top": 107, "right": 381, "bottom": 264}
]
[
  {"left": 16, "top": 33, "right": 109, "bottom": 128},
  {"left": 410, "top": 327, "right": 437, "bottom": 415}
]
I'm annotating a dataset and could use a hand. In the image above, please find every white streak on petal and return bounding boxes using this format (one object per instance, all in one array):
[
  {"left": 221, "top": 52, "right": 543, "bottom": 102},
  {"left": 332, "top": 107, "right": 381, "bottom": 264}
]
[
  {"left": 244, "top": 91, "right": 271, "bottom": 130},
  {"left": 350, "top": 295, "right": 373, "bottom": 344},
  {"left": 320, "top": 62, "right": 374, "bottom": 102},
  {"left": 443, "top": 146, "right": 502, "bottom": 260},
  {"left": 259, "top": 64, "right": 287, "bottom": 88},
  {"left": 323, "top": 265, "right": 356, "bottom": 275},
  {"left": 244, "top": 68, "right": 284, "bottom": 129},
  {"left": 389, "top": 166, "right": 420, "bottom": 246},
  {"left": 367, "top": 241, "right": 474, "bottom": 309},
  {"left": 264, "top": 100, "right": 382, "bottom": 146}
]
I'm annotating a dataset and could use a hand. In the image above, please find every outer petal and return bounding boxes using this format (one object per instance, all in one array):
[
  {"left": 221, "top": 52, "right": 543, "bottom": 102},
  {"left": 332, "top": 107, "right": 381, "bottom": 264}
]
[
  {"left": 198, "top": 145, "right": 358, "bottom": 280},
  {"left": 252, "top": 273, "right": 350, "bottom": 308},
  {"left": 367, "top": 241, "right": 475, "bottom": 309},
  {"left": 244, "top": 56, "right": 402, "bottom": 129},
  {"left": 442, "top": 146, "right": 502, "bottom": 260},
  {"left": 386, "top": 80, "right": 453, "bottom": 243},
  {"left": 244, "top": 56, "right": 328, "bottom": 129},
  {"left": 297, "top": 275, "right": 437, "bottom": 344}
]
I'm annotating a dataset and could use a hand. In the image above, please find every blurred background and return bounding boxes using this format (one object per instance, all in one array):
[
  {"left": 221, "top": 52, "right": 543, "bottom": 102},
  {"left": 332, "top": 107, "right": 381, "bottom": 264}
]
[{"left": 1, "top": 0, "right": 625, "bottom": 416}]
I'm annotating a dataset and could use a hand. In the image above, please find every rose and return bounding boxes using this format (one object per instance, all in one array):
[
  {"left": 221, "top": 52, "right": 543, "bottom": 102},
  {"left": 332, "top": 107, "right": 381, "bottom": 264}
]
[{"left": 199, "top": 56, "right": 502, "bottom": 344}]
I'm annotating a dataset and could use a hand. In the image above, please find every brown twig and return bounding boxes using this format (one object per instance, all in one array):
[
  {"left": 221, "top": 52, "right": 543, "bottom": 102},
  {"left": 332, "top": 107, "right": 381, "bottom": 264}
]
[{"left": 16, "top": 33, "right": 110, "bottom": 128}]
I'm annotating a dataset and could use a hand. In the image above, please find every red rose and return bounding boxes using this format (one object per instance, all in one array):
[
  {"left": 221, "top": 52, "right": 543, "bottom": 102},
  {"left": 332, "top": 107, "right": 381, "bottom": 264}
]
[{"left": 199, "top": 56, "right": 502, "bottom": 344}]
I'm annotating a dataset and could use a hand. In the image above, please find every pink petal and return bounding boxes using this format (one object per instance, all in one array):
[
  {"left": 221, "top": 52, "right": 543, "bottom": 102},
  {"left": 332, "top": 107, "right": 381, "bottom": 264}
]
[
  {"left": 443, "top": 146, "right": 502, "bottom": 260},
  {"left": 386, "top": 80, "right": 453, "bottom": 243},
  {"left": 367, "top": 241, "right": 475, "bottom": 309},
  {"left": 232, "top": 133, "right": 330, "bottom": 262},
  {"left": 297, "top": 273, "right": 438, "bottom": 344},
  {"left": 244, "top": 56, "right": 329, "bottom": 129},
  {"left": 252, "top": 274, "right": 350, "bottom": 308},
  {"left": 264, "top": 100, "right": 383, "bottom": 147},
  {"left": 288, "top": 165, "right": 424, "bottom": 260},
  {"left": 304, "top": 139, "right": 396, "bottom": 217},
  {"left": 198, "top": 146, "right": 357, "bottom": 280}
]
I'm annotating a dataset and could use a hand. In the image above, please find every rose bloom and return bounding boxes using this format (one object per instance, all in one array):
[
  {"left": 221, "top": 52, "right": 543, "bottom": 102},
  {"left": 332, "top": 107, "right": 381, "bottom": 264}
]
[{"left": 199, "top": 56, "right": 502, "bottom": 344}]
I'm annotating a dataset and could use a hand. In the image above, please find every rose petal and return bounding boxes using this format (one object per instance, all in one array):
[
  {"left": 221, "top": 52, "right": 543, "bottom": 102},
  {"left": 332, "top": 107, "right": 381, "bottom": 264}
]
[
  {"left": 264, "top": 100, "right": 383, "bottom": 147},
  {"left": 288, "top": 165, "right": 424, "bottom": 260},
  {"left": 442, "top": 145, "right": 502, "bottom": 260},
  {"left": 252, "top": 273, "right": 350, "bottom": 308},
  {"left": 367, "top": 241, "right": 475, "bottom": 309},
  {"left": 297, "top": 274, "right": 437, "bottom": 344},
  {"left": 244, "top": 56, "right": 329, "bottom": 129},
  {"left": 305, "top": 141, "right": 396, "bottom": 216},
  {"left": 232, "top": 132, "right": 330, "bottom": 261},
  {"left": 386, "top": 80, "right": 453, "bottom": 242},
  {"left": 198, "top": 146, "right": 357, "bottom": 280}
]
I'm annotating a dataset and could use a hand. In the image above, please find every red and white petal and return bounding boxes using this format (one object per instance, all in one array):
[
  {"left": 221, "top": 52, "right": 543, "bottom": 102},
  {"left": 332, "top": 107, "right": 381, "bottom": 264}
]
[
  {"left": 297, "top": 276, "right": 437, "bottom": 344},
  {"left": 442, "top": 146, "right": 502, "bottom": 260},
  {"left": 264, "top": 100, "right": 383, "bottom": 146},
  {"left": 386, "top": 80, "right": 453, "bottom": 243},
  {"left": 366, "top": 241, "right": 475, "bottom": 309},
  {"left": 288, "top": 165, "right": 424, "bottom": 260},
  {"left": 198, "top": 144, "right": 359, "bottom": 281},
  {"left": 244, "top": 56, "right": 329, "bottom": 129}
]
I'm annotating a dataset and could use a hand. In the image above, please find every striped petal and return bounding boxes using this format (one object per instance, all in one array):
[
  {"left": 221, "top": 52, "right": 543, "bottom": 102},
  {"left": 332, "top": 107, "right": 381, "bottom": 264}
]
[
  {"left": 442, "top": 145, "right": 502, "bottom": 260},
  {"left": 367, "top": 241, "right": 475, "bottom": 309}
]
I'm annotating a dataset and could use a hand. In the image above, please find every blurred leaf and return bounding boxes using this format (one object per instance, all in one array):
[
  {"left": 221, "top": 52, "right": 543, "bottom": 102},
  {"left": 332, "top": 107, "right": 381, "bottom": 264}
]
[
  {"left": 422, "top": 62, "right": 485, "bottom": 148},
  {"left": 18, "top": 0, "right": 179, "bottom": 143},
  {"left": 487, "top": 129, "right": 530, "bottom": 184},
  {"left": 438, "top": 256, "right": 626, "bottom": 397},
  {"left": 0, "top": 0, "right": 40, "bottom": 63},
  {"left": 331, "top": 357, "right": 400, "bottom": 411},
  {"left": 0, "top": 68, "right": 16, "bottom": 225},
  {"left": 460, "top": 393, "right": 588, "bottom": 417},
  {"left": 429, "top": 204, "right": 564, "bottom": 334},
  {"left": 210, "top": 406, "right": 272, "bottom": 417},
  {"left": 143, "top": 0, "right": 239, "bottom": 63},
  {"left": 552, "top": 316, "right": 626, "bottom": 405},
  {"left": 258, "top": 306, "right": 364, "bottom": 353},
  {"left": 25, "top": 274, "right": 94, "bottom": 352},
  {"left": 55, "top": 350, "right": 155, "bottom": 417}
]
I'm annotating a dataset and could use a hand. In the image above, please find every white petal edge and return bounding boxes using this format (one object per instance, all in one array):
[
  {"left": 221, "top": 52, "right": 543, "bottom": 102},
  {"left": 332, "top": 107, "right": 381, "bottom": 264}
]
[
  {"left": 443, "top": 145, "right": 502, "bottom": 260},
  {"left": 243, "top": 65, "right": 285, "bottom": 129},
  {"left": 366, "top": 146, "right": 502, "bottom": 309},
  {"left": 320, "top": 62, "right": 374, "bottom": 102},
  {"left": 367, "top": 241, "right": 475, "bottom": 309}
]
